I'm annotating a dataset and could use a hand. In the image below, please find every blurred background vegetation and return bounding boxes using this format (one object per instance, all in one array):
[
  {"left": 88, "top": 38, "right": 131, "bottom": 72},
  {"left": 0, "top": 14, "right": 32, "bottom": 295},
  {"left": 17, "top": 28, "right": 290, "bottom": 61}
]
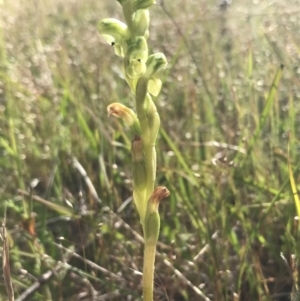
[{"left": 1, "top": 0, "right": 300, "bottom": 300}]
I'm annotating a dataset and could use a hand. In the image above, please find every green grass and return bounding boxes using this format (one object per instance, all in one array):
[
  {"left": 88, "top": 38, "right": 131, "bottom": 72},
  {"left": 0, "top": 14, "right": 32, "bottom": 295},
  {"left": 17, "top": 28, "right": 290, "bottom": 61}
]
[{"left": 1, "top": 0, "right": 300, "bottom": 300}]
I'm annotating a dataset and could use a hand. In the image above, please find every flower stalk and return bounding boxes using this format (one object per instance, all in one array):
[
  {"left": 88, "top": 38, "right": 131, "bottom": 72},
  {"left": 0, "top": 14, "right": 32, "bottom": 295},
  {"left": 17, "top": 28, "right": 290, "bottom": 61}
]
[{"left": 98, "top": 1, "right": 169, "bottom": 300}]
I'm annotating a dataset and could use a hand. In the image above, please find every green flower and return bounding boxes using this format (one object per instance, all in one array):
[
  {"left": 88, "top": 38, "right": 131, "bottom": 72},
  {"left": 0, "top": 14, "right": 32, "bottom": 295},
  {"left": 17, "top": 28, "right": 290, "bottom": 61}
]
[
  {"left": 121, "top": 62, "right": 138, "bottom": 92},
  {"left": 144, "top": 53, "right": 168, "bottom": 96},
  {"left": 125, "top": 36, "right": 148, "bottom": 78},
  {"left": 98, "top": 18, "right": 129, "bottom": 57}
]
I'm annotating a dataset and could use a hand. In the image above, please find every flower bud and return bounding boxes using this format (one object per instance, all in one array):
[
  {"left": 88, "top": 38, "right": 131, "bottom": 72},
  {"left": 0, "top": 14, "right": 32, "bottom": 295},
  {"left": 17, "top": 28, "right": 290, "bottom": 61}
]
[
  {"left": 132, "top": 9, "right": 150, "bottom": 37},
  {"left": 128, "top": 37, "right": 148, "bottom": 62},
  {"left": 98, "top": 18, "right": 129, "bottom": 57},
  {"left": 120, "top": 61, "right": 137, "bottom": 93},
  {"left": 145, "top": 53, "right": 168, "bottom": 79},
  {"left": 144, "top": 187, "right": 170, "bottom": 242},
  {"left": 148, "top": 186, "right": 170, "bottom": 213},
  {"left": 144, "top": 53, "right": 168, "bottom": 96},
  {"left": 125, "top": 36, "right": 148, "bottom": 78},
  {"left": 126, "top": 60, "right": 147, "bottom": 79},
  {"left": 133, "top": 0, "right": 156, "bottom": 11},
  {"left": 107, "top": 103, "right": 141, "bottom": 135}
]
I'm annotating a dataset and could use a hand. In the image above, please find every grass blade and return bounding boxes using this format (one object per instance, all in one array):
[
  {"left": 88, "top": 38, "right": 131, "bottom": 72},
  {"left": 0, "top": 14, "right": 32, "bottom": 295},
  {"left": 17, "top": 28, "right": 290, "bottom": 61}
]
[
  {"left": 2, "top": 207, "right": 14, "bottom": 301},
  {"left": 247, "top": 64, "right": 284, "bottom": 156},
  {"left": 288, "top": 133, "right": 300, "bottom": 217}
]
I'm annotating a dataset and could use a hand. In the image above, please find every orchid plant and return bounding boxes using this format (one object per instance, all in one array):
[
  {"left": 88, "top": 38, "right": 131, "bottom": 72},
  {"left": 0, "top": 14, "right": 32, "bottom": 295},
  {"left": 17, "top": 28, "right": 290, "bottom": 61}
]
[{"left": 98, "top": 1, "right": 169, "bottom": 300}]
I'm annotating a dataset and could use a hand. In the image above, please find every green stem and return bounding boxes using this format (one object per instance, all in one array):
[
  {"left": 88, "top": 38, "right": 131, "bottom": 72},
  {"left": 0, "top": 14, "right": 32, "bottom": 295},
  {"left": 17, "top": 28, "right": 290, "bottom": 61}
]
[
  {"left": 142, "top": 241, "right": 156, "bottom": 301},
  {"left": 122, "top": 1, "right": 133, "bottom": 32},
  {"left": 144, "top": 144, "right": 155, "bottom": 198},
  {"left": 136, "top": 77, "right": 149, "bottom": 139}
]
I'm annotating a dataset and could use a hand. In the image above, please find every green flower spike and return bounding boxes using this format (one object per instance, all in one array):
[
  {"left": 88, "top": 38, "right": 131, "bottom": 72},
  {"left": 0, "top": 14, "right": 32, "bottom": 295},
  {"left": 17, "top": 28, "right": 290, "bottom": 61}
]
[
  {"left": 98, "top": 18, "right": 129, "bottom": 57},
  {"left": 107, "top": 103, "right": 141, "bottom": 136},
  {"left": 145, "top": 53, "right": 168, "bottom": 96},
  {"left": 99, "top": 3, "right": 168, "bottom": 300}
]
